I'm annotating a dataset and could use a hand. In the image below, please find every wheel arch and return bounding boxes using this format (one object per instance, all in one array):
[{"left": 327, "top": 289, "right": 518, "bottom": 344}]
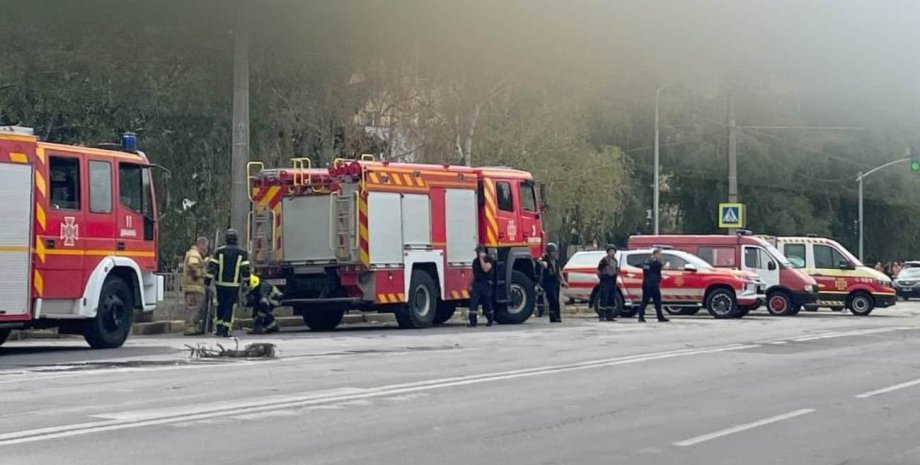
[
  {"left": 403, "top": 249, "right": 444, "bottom": 300},
  {"left": 78, "top": 257, "right": 145, "bottom": 318},
  {"left": 705, "top": 283, "right": 736, "bottom": 299}
]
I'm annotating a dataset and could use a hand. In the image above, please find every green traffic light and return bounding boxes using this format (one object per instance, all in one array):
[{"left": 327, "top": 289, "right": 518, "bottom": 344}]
[{"left": 912, "top": 159, "right": 920, "bottom": 172}]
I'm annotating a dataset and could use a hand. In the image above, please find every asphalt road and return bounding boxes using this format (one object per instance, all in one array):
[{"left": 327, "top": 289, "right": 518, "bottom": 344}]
[{"left": 2, "top": 303, "right": 920, "bottom": 465}]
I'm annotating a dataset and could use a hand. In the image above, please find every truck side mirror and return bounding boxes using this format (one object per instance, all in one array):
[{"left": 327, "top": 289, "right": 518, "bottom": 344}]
[
  {"left": 683, "top": 264, "right": 698, "bottom": 272},
  {"left": 768, "top": 261, "right": 776, "bottom": 271},
  {"left": 838, "top": 260, "right": 854, "bottom": 270},
  {"left": 537, "top": 182, "right": 549, "bottom": 211}
]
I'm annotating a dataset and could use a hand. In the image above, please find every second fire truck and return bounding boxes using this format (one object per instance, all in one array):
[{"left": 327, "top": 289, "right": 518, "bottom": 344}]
[{"left": 248, "top": 157, "right": 547, "bottom": 330}]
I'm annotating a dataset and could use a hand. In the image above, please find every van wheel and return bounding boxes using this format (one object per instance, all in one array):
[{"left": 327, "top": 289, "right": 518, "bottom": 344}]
[
  {"left": 847, "top": 292, "right": 874, "bottom": 316},
  {"left": 495, "top": 271, "right": 536, "bottom": 324},
  {"left": 766, "top": 291, "right": 796, "bottom": 316},
  {"left": 395, "top": 270, "right": 437, "bottom": 329},
  {"left": 0, "top": 329, "right": 10, "bottom": 346},
  {"left": 433, "top": 301, "right": 458, "bottom": 325},
  {"left": 301, "top": 309, "right": 345, "bottom": 331},
  {"left": 84, "top": 276, "right": 134, "bottom": 349},
  {"left": 705, "top": 288, "right": 738, "bottom": 319},
  {"left": 666, "top": 306, "right": 700, "bottom": 316}
]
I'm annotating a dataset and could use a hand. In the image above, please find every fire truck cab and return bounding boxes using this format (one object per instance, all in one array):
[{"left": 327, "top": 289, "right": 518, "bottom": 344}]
[
  {"left": 0, "top": 126, "right": 163, "bottom": 348},
  {"left": 248, "top": 158, "right": 546, "bottom": 330}
]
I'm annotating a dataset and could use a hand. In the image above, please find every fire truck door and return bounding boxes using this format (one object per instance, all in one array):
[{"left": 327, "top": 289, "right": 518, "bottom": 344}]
[
  {"left": 518, "top": 180, "right": 542, "bottom": 255},
  {"left": 43, "top": 155, "right": 86, "bottom": 299},
  {"left": 116, "top": 162, "right": 156, "bottom": 271},
  {"left": 85, "top": 159, "right": 116, "bottom": 266},
  {"left": 0, "top": 162, "right": 34, "bottom": 317},
  {"left": 491, "top": 180, "right": 517, "bottom": 245}
]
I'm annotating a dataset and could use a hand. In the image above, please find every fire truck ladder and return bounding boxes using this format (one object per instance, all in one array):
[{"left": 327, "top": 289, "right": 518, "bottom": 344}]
[
  {"left": 249, "top": 209, "right": 276, "bottom": 266},
  {"left": 332, "top": 190, "right": 358, "bottom": 262}
]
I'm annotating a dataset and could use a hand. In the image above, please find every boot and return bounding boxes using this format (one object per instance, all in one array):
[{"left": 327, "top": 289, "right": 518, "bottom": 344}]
[
  {"left": 485, "top": 311, "right": 494, "bottom": 327},
  {"left": 265, "top": 322, "right": 280, "bottom": 334},
  {"left": 597, "top": 308, "right": 605, "bottom": 321},
  {"left": 604, "top": 309, "right": 616, "bottom": 322},
  {"left": 657, "top": 316, "right": 670, "bottom": 322},
  {"left": 183, "top": 324, "right": 204, "bottom": 336},
  {"left": 468, "top": 313, "right": 478, "bottom": 328}
]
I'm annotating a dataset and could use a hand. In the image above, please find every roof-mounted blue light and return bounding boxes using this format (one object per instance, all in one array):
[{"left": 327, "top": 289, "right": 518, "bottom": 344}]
[{"left": 121, "top": 132, "right": 137, "bottom": 152}]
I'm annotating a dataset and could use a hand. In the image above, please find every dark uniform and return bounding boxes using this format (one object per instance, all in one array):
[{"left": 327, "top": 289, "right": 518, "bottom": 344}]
[
  {"left": 540, "top": 252, "right": 563, "bottom": 323},
  {"left": 596, "top": 253, "right": 619, "bottom": 321},
  {"left": 638, "top": 255, "right": 666, "bottom": 322},
  {"left": 245, "top": 276, "right": 282, "bottom": 334},
  {"left": 204, "top": 229, "right": 251, "bottom": 337},
  {"left": 469, "top": 250, "right": 495, "bottom": 327}
]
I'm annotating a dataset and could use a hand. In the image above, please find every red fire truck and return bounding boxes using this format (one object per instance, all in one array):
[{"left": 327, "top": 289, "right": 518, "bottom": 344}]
[
  {"left": 247, "top": 157, "right": 546, "bottom": 330},
  {"left": 0, "top": 126, "right": 163, "bottom": 348}
]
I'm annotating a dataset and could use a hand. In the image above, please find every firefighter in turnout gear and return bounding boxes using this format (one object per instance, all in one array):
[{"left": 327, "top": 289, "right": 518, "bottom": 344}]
[
  {"left": 596, "top": 245, "right": 619, "bottom": 322},
  {"left": 469, "top": 245, "right": 495, "bottom": 327},
  {"left": 181, "top": 236, "right": 210, "bottom": 336},
  {"left": 538, "top": 243, "right": 566, "bottom": 323},
  {"left": 244, "top": 275, "right": 282, "bottom": 335},
  {"left": 204, "top": 229, "right": 251, "bottom": 337}
]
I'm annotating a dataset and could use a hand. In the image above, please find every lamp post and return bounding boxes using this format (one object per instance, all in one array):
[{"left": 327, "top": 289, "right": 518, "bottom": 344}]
[
  {"left": 855, "top": 153, "right": 911, "bottom": 261},
  {"left": 654, "top": 84, "right": 670, "bottom": 235}
]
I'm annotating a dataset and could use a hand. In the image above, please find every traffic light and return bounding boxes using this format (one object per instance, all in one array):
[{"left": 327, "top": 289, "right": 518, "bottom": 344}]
[{"left": 912, "top": 157, "right": 920, "bottom": 172}]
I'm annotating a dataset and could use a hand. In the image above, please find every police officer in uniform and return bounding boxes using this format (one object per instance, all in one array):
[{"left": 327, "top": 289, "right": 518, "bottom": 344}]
[
  {"left": 244, "top": 275, "right": 282, "bottom": 334},
  {"left": 596, "top": 244, "right": 619, "bottom": 322},
  {"left": 469, "top": 245, "right": 495, "bottom": 327},
  {"left": 638, "top": 248, "right": 668, "bottom": 323},
  {"left": 205, "top": 229, "right": 251, "bottom": 337},
  {"left": 538, "top": 243, "right": 566, "bottom": 323}
]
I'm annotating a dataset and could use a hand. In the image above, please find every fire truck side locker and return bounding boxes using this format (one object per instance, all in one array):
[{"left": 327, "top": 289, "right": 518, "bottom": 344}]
[{"left": 0, "top": 161, "right": 34, "bottom": 320}]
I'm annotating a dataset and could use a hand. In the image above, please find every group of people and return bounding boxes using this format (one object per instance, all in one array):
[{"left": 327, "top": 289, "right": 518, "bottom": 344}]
[
  {"left": 592, "top": 245, "right": 669, "bottom": 323},
  {"left": 181, "top": 229, "right": 282, "bottom": 338},
  {"left": 875, "top": 261, "right": 906, "bottom": 279}
]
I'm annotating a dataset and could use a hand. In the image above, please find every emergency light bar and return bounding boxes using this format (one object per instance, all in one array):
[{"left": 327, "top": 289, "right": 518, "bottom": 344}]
[{"left": 0, "top": 125, "right": 34, "bottom": 135}]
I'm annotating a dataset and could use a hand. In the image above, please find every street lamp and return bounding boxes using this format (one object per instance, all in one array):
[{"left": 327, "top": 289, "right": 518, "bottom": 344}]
[
  {"left": 654, "top": 84, "right": 670, "bottom": 235},
  {"left": 855, "top": 150, "right": 912, "bottom": 261}
]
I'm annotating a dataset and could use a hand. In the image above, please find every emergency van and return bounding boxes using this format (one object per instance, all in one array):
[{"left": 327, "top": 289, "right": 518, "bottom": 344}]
[
  {"left": 766, "top": 236, "right": 895, "bottom": 315},
  {"left": 628, "top": 233, "right": 818, "bottom": 316}
]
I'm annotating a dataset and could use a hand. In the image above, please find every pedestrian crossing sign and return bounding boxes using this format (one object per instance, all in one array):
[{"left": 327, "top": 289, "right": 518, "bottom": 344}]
[{"left": 718, "top": 203, "right": 745, "bottom": 228}]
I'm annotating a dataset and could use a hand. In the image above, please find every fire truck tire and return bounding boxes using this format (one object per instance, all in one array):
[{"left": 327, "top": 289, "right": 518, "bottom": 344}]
[
  {"left": 301, "top": 309, "right": 345, "bottom": 331},
  {"left": 494, "top": 271, "right": 536, "bottom": 325},
  {"left": 766, "top": 291, "right": 796, "bottom": 316},
  {"left": 705, "top": 287, "right": 738, "bottom": 319},
  {"left": 433, "top": 301, "right": 458, "bottom": 325},
  {"left": 395, "top": 270, "right": 438, "bottom": 329},
  {"left": 84, "top": 276, "right": 134, "bottom": 349},
  {"left": 847, "top": 292, "right": 874, "bottom": 316},
  {"left": 0, "top": 329, "right": 10, "bottom": 346}
]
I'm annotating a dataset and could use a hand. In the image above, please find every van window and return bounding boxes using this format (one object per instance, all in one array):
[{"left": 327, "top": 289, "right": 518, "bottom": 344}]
[
  {"left": 626, "top": 253, "right": 650, "bottom": 267},
  {"left": 744, "top": 247, "right": 762, "bottom": 268},
  {"left": 49, "top": 156, "right": 81, "bottom": 210},
  {"left": 814, "top": 244, "right": 848, "bottom": 269},
  {"left": 784, "top": 244, "right": 806, "bottom": 268},
  {"left": 496, "top": 181, "right": 514, "bottom": 212},
  {"left": 88, "top": 160, "right": 112, "bottom": 213},
  {"left": 699, "top": 246, "right": 736, "bottom": 267},
  {"left": 521, "top": 182, "right": 537, "bottom": 212}
]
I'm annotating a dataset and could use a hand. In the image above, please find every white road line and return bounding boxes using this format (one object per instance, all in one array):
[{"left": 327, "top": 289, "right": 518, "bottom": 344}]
[
  {"left": 856, "top": 378, "right": 920, "bottom": 399},
  {"left": 673, "top": 409, "right": 816, "bottom": 447},
  {"left": 0, "top": 343, "right": 758, "bottom": 447}
]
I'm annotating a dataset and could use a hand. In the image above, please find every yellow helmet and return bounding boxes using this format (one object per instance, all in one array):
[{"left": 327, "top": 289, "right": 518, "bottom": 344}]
[{"left": 249, "top": 275, "right": 260, "bottom": 288}]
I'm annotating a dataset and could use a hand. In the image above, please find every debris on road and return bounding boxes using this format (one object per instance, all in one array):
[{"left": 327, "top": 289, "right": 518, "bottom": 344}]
[{"left": 185, "top": 340, "right": 277, "bottom": 358}]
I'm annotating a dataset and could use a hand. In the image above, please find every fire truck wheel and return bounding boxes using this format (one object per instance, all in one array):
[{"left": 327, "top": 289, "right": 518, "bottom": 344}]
[
  {"left": 433, "top": 301, "right": 458, "bottom": 325},
  {"left": 766, "top": 291, "right": 796, "bottom": 316},
  {"left": 847, "top": 292, "right": 874, "bottom": 316},
  {"left": 494, "top": 271, "right": 536, "bottom": 325},
  {"left": 301, "top": 309, "right": 345, "bottom": 331},
  {"left": 705, "top": 287, "right": 738, "bottom": 319},
  {"left": 84, "top": 277, "right": 134, "bottom": 349},
  {"left": 0, "top": 329, "right": 10, "bottom": 346},
  {"left": 395, "top": 270, "right": 438, "bottom": 329}
]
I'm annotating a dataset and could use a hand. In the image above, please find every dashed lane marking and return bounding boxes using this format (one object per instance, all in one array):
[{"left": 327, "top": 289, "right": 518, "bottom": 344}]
[{"left": 674, "top": 409, "right": 816, "bottom": 447}]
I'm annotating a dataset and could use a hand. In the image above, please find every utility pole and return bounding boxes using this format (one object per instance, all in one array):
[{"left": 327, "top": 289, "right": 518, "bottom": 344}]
[
  {"left": 727, "top": 98, "right": 738, "bottom": 204},
  {"left": 653, "top": 84, "right": 669, "bottom": 234},
  {"left": 230, "top": 0, "right": 250, "bottom": 237},
  {"left": 855, "top": 153, "right": 912, "bottom": 261}
]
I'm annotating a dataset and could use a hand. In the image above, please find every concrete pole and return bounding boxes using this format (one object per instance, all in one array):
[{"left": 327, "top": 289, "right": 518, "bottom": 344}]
[
  {"left": 654, "top": 85, "right": 668, "bottom": 235},
  {"left": 230, "top": 1, "right": 250, "bottom": 240},
  {"left": 727, "top": 97, "right": 738, "bottom": 235},
  {"left": 858, "top": 172, "right": 864, "bottom": 261}
]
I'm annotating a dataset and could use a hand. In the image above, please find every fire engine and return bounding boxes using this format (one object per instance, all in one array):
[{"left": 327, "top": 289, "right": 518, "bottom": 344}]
[
  {"left": 247, "top": 157, "right": 546, "bottom": 330},
  {"left": 0, "top": 126, "right": 163, "bottom": 348}
]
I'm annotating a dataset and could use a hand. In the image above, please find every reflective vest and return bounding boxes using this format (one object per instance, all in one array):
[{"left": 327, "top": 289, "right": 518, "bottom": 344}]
[{"left": 206, "top": 245, "right": 251, "bottom": 288}]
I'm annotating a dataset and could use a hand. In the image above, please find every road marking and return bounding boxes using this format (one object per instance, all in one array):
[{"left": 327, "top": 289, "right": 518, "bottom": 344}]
[
  {"left": 674, "top": 409, "right": 816, "bottom": 447},
  {"left": 0, "top": 343, "right": 757, "bottom": 447},
  {"left": 856, "top": 378, "right": 920, "bottom": 399}
]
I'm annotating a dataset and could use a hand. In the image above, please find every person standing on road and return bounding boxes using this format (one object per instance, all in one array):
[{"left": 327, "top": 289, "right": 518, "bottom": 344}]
[
  {"left": 538, "top": 243, "right": 567, "bottom": 323},
  {"left": 469, "top": 245, "right": 495, "bottom": 327},
  {"left": 181, "top": 236, "right": 210, "bottom": 336},
  {"left": 205, "top": 229, "right": 251, "bottom": 337},
  {"left": 596, "top": 244, "right": 619, "bottom": 322},
  {"left": 638, "top": 248, "right": 668, "bottom": 323}
]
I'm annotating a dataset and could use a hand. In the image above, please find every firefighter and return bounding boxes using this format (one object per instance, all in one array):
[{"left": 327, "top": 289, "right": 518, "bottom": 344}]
[
  {"left": 204, "top": 229, "right": 251, "bottom": 337},
  {"left": 244, "top": 275, "right": 282, "bottom": 334},
  {"left": 469, "top": 245, "right": 495, "bottom": 327},
  {"left": 638, "top": 248, "right": 668, "bottom": 323},
  {"left": 538, "top": 243, "right": 566, "bottom": 323},
  {"left": 596, "top": 244, "right": 619, "bottom": 322},
  {"left": 181, "top": 236, "right": 210, "bottom": 336}
]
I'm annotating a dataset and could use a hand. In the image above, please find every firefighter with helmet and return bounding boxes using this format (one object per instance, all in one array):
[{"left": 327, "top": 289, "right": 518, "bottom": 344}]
[
  {"left": 204, "top": 229, "right": 251, "bottom": 337},
  {"left": 538, "top": 242, "right": 566, "bottom": 323},
  {"left": 596, "top": 244, "right": 619, "bottom": 322},
  {"left": 244, "top": 274, "right": 282, "bottom": 334}
]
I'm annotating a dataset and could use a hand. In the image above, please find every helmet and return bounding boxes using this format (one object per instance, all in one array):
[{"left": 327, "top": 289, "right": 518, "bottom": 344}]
[
  {"left": 249, "top": 274, "right": 260, "bottom": 288},
  {"left": 545, "top": 242, "right": 558, "bottom": 253},
  {"left": 606, "top": 244, "right": 617, "bottom": 253},
  {"left": 225, "top": 228, "right": 239, "bottom": 245}
]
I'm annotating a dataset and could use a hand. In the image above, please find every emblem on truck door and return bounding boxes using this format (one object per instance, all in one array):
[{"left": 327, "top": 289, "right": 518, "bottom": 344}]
[
  {"left": 507, "top": 220, "right": 517, "bottom": 241},
  {"left": 60, "top": 216, "right": 79, "bottom": 247}
]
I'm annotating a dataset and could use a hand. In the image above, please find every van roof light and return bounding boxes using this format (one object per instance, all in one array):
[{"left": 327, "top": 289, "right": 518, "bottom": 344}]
[{"left": 736, "top": 229, "right": 753, "bottom": 236}]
